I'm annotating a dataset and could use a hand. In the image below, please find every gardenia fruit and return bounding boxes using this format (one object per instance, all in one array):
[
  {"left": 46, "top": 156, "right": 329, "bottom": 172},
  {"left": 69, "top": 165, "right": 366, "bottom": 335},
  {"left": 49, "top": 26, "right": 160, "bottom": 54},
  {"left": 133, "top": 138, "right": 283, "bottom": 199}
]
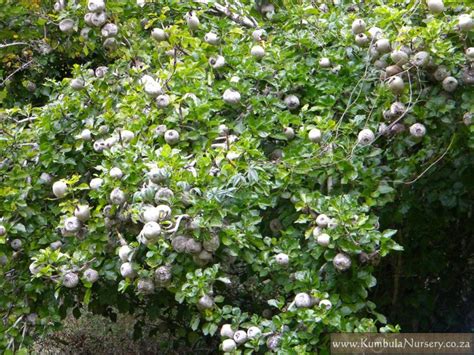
[
  {"left": 59, "top": 19, "right": 75, "bottom": 33},
  {"left": 355, "top": 33, "right": 369, "bottom": 46},
  {"left": 137, "top": 279, "right": 155, "bottom": 294},
  {"left": 409, "top": 123, "right": 426, "bottom": 138},
  {"left": 63, "top": 272, "right": 79, "bottom": 288},
  {"left": 89, "top": 178, "right": 103, "bottom": 190},
  {"left": 442, "top": 76, "right": 458, "bottom": 92},
  {"left": 88, "top": 0, "right": 105, "bottom": 12},
  {"left": 151, "top": 28, "right": 168, "bottom": 41},
  {"left": 83, "top": 268, "right": 99, "bottom": 283},
  {"left": 71, "top": 78, "right": 85, "bottom": 90},
  {"left": 204, "top": 32, "right": 219, "bottom": 45},
  {"left": 357, "top": 128, "right": 375, "bottom": 145},
  {"left": 387, "top": 76, "right": 405, "bottom": 94},
  {"left": 119, "top": 245, "right": 133, "bottom": 262},
  {"left": 375, "top": 38, "right": 391, "bottom": 54},
  {"left": 316, "top": 213, "right": 330, "bottom": 227},
  {"left": 233, "top": 330, "right": 248, "bottom": 345},
  {"left": 164, "top": 129, "right": 180, "bottom": 145},
  {"left": 222, "top": 339, "right": 237, "bottom": 352},
  {"left": 64, "top": 216, "right": 82, "bottom": 233},
  {"left": 295, "top": 292, "right": 313, "bottom": 308},
  {"left": 333, "top": 253, "right": 352, "bottom": 271},
  {"left": 11, "top": 239, "right": 22, "bottom": 250},
  {"left": 458, "top": 14, "right": 473, "bottom": 32},
  {"left": 101, "top": 23, "right": 118, "bottom": 37},
  {"left": 284, "top": 95, "right": 300, "bottom": 110},
  {"left": 155, "top": 265, "right": 172, "bottom": 285},
  {"left": 247, "top": 326, "right": 262, "bottom": 339},
  {"left": 251, "top": 45, "right": 265, "bottom": 59},
  {"left": 351, "top": 19, "right": 366, "bottom": 34},
  {"left": 142, "top": 221, "right": 161, "bottom": 239},
  {"left": 52, "top": 181, "right": 67, "bottom": 198},
  {"left": 186, "top": 11, "right": 200, "bottom": 30},
  {"left": 426, "top": 0, "right": 444, "bottom": 14},
  {"left": 223, "top": 89, "right": 241, "bottom": 105},
  {"left": 109, "top": 167, "right": 123, "bottom": 179},
  {"left": 110, "top": 188, "right": 126, "bottom": 205},
  {"left": 317, "top": 233, "right": 330, "bottom": 246},
  {"left": 156, "top": 94, "right": 170, "bottom": 108},
  {"left": 275, "top": 253, "right": 289, "bottom": 266},
  {"left": 391, "top": 50, "right": 409, "bottom": 66},
  {"left": 319, "top": 299, "right": 332, "bottom": 309},
  {"left": 120, "top": 262, "right": 136, "bottom": 278},
  {"left": 197, "top": 294, "right": 214, "bottom": 310},
  {"left": 0, "top": 225, "right": 6, "bottom": 236},
  {"left": 319, "top": 57, "right": 331, "bottom": 68},
  {"left": 209, "top": 55, "right": 226, "bottom": 69}
]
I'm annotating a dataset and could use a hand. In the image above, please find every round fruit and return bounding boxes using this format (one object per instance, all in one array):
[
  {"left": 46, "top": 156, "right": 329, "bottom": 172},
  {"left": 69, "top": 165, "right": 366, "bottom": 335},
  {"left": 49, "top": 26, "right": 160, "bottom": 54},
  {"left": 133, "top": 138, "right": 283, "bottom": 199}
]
[
  {"left": 63, "top": 272, "right": 79, "bottom": 288},
  {"left": 11, "top": 239, "right": 22, "bottom": 250},
  {"left": 119, "top": 245, "right": 133, "bottom": 262},
  {"left": 387, "top": 76, "right": 405, "bottom": 95},
  {"left": 52, "top": 181, "right": 67, "bottom": 198},
  {"left": 0, "top": 225, "right": 6, "bottom": 236},
  {"left": 284, "top": 95, "right": 300, "bottom": 110},
  {"left": 29, "top": 262, "right": 41, "bottom": 275},
  {"left": 351, "top": 19, "right": 366, "bottom": 34},
  {"left": 50, "top": 241, "right": 62, "bottom": 250},
  {"left": 319, "top": 57, "right": 331, "bottom": 68},
  {"left": 120, "top": 262, "right": 136, "bottom": 278},
  {"left": 222, "top": 339, "right": 237, "bottom": 352},
  {"left": 70, "top": 78, "right": 85, "bottom": 90},
  {"left": 251, "top": 45, "right": 265, "bottom": 59},
  {"left": 233, "top": 330, "right": 248, "bottom": 345},
  {"left": 164, "top": 129, "right": 180, "bottom": 145},
  {"left": 209, "top": 55, "right": 226, "bottom": 69},
  {"left": 316, "top": 213, "right": 330, "bottom": 227},
  {"left": 185, "top": 238, "right": 202, "bottom": 254},
  {"left": 101, "top": 23, "right": 118, "bottom": 37},
  {"left": 151, "top": 28, "right": 168, "bottom": 41},
  {"left": 390, "top": 101, "right": 406, "bottom": 117},
  {"left": 412, "top": 51, "right": 430, "bottom": 67},
  {"left": 83, "top": 268, "right": 99, "bottom": 283},
  {"left": 59, "top": 19, "right": 75, "bottom": 33},
  {"left": 204, "top": 32, "right": 219, "bottom": 45},
  {"left": 144, "top": 80, "right": 162, "bottom": 97},
  {"left": 368, "top": 26, "right": 383, "bottom": 40},
  {"left": 89, "top": 178, "right": 103, "bottom": 190},
  {"left": 466, "top": 48, "right": 474, "bottom": 61},
  {"left": 91, "top": 11, "right": 107, "bottom": 27},
  {"left": 390, "top": 50, "right": 409, "bottom": 66},
  {"left": 203, "top": 234, "right": 220, "bottom": 252},
  {"left": 317, "top": 233, "right": 330, "bottom": 247},
  {"left": 220, "top": 324, "right": 235, "bottom": 338},
  {"left": 155, "top": 265, "right": 172, "bottom": 285},
  {"left": 458, "top": 14, "right": 473, "bottom": 32},
  {"left": 172, "top": 236, "right": 189, "bottom": 253},
  {"left": 463, "top": 112, "right": 473, "bottom": 126},
  {"left": 88, "top": 0, "right": 105, "bottom": 12},
  {"left": 223, "top": 89, "right": 241, "bottom": 105},
  {"left": 252, "top": 29, "right": 266, "bottom": 41},
  {"left": 137, "top": 279, "right": 155, "bottom": 294},
  {"left": 247, "top": 326, "right": 262, "bottom": 339},
  {"left": 74, "top": 205, "right": 91, "bottom": 225},
  {"left": 186, "top": 11, "right": 200, "bottom": 30},
  {"left": 319, "top": 299, "right": 332, "bottom": 309},
  {"left": 295, "top": 292, "right": 313, "bottom": 308},
  {"left": 333, "top": 253, "right": 352, "bottom": 271},
  {"left": 385, "top": 65, "right": 402, "bottom": 77},
  {"left": 284, "top": 127, "right": 295, "bottom": 140},
  {"left": 375, "top": 38, "right": 391, "bottom": 53},
  {"left": 197, "top": 294, "right": 214, "bottom": 310},
  {"left": 109, "top": 167, "right": 123, "bottom": 179},
  {"left": 142, "top": 221, "right": 161, "bottom": 239},
  {"left": 110, "top": 188, "right": 126, "bottom": 205},
  {"left": 357, "top": 128, "right": 375, "bottom": 146},
  {"left": 426, "top": 0, "right": 444, "bottom": 14},
  {"left": 355, "top": 33, "right": 369, "bottom": 46},
  {"left": 64, "top": 216, "right": 82, "bottom": 233},
  {"left": 274, "top": 253, "right": 289, "bottom": 266},
  {"left": 409, "top": 123, "right": 426, "bottom": 138},
  {"left": 442, "top": 76, "right": 458, "bottom": 92},
  {"left": 80, "top": 129, "right": 92, "bottom": 140}
]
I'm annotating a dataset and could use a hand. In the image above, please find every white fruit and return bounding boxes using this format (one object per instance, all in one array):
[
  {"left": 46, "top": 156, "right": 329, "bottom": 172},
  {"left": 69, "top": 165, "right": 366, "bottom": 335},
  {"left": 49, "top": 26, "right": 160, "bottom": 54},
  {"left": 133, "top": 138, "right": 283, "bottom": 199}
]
[
  {"left": 142, "top": 206, "right": 158, "bottom": 223},
  {"left": 220, "top": 324, "right": 235, "bottom": 338},
  {"left": 319, "top": 57, "right": 331, "bottom": 68},
  {"left": 247, "top": 326, "right": 262, "bottom": 339},
  {"left": 109, "top": 167, "right": 123, "bottom": 179},
  {"left": 119, "top": 245, "right": 133, "bottom": 262},
  {"left": 317, "top": 233, "right": 330, "bottom": 247},
  {"left": 80, "top": 129, "right": 92, "bottom": 140},
  {"left": 312, "top": 226, "right": 322, "bottom": 237},
  {"left": 274, "top": 253, "right": 289, "bottom": 266},
  {"left": 442, "top": 76, "right": 458, "bottom": 92},
  {"left": 64, "top": 216, "right": 82, "bottom": 233},
  {"left": 357, "top": 128, "right": 375, "bottom": 146},
  {"left": 52, "top": 181, "right": 67, "bottom": 198},
  {"left": 284, "top": 95, "right": 300, "bottom": 110},
  {"left": 54, "top": 0, "right": 66, "bottom": 12},
  {"left": 458, "top": 14, "right": 473, "bottom": 32},
  {"left": 144, "top": 80, "right": 162, "bottom": 97},
  {"left": 83, "top": 268, "right": 99, "bottom": 283},
  {"left": 101, "top": 23, "right": 118, "bottom": 37},
  {"left": 29, "top": 262, "right": 41, "bottom": 275},
  {"left": 333, "top": 253, "right": 351, "bottom": 271},
  {"left": 137, "top": 279, "right": 154, "bottom": 294},
  {"left": 11, "top": 239, "right": 22, "bottom": 250},
  {"left": 151, "top": 28, "right": 168, "bottom": 41},
  {"left": 284, "top": 127, "right": 295, "bottom": 140},
  {"left": 50, "top": 241, "right": 62, "bottom": 250},
  {"left": 295, "top": 292, "right": 313, "bottom": 308},
  {"left": 91, "top": 11, "right": 107, "bottom": 27},
  {"left": 88, "top": 0, "right": 105, "bottom": 13},
  {"left": 426, "top": 0, "right": 444, "bottom": 14},
  {"left": 355, "top": 33, "right": 369, "bottom": 46},
  {"left": 186, "top": 12, "right": 200, "bottom": 30},
  {"left": 197, "top": 294, "right": 214, "bottom": 310},
  {"left": 391, "top": 50, "right": 409, "bottom": 66},
  {"left": 59, "top": 19, "right": 75, "bottom": 33},
  {"left": 308, "top": 128, "right": 322, "bottom": 143},
  {"left": 316, "top": 214, "right": 330, "bottom": 227},
  {"left": 233, "top": 330, "right": 248, "bottom": 345},
  {"left": 110, "top": 188, "right": 126, "bottom": 205},
  {"left": 185, "top": 239, "right": 202, "bottom": 254},
  {"left": 375, "top": 38, "right": 391, "bottom": 54},
  {"left": 164, "top": 129, "right": 180, "bottom": 145},
  {"left": 118, "top": 129, "right": 134, "bottom": 142},
  {"left": 409, "top": 123, "right": 427, "bottom": 138},
  {"left": 223, "top": 89, "right": 241, "bottom": 105},
  {"left": 412, "top": 51, "right": 430, "bottom": 67},
  {"left": 155, "top": 125, "right": 167, "bottom": 137},
  {"left": 351, "top": 19, "right": 366, "bottom": 34},
  {"left": 39, "top": 172, "right": 53, "bottom": 184},
  {"left": 74, "top": 205, "right": 91, "bottom": 222},
  {"left": 93, "top": 139, "right": 106, "bottom": 152},
  {"left": 156, "top": 94, "right": 170, "bottom": 108},
  {"left": 387, "top": 76, "right": 405, "bottom": 95},
  {"left": 209, "top": 55, "right": 226, "bottom": 69},
  {"left": 63, "top": 272, "right": 79, "bottom": 288},
  {"left": 368, "top": 27, "right": 383, "bottom": 40},
  {"left": 71, "top": 78, "right": 85, "bottom": 90},
  {"left": 204, "top": 32, "right": 219, "bottom": 45},
  {"left": 203, "top": 234, "right": 220, "bottom": 252},
  {"left": 319, "top": 299, "right": 332, "bottom": 309},
  {"left": 0, "top": 225, "right": 6, "bottom": 236},
  {"left": 89, "top": 178, "right": 103, "bottom": 190},
  {"left": 267, "top": 334, "right": 281, "bottom": 351},
  {"left": 466, "top": 48, "right": 474, "bottom": 61},
  {"left": 390, "top": 101, "right": 406, "bottom": 117},
  {"left": 142, "top": 221, "right": 161, "bottom": 239},
  {"left": 222, "top": 339, "right": 237, "bottom": 352},
  {"left": 252, "top": 29, "right": 266, "bottom": 41},
  {"left": 251, "top": 45, "right": 265, "bottom": 59},
  {"left": 120, "top": 262, "right": 136, "bottom": 278},
  {"left": 155, "top": 265, "right": 172, "bottom": 285}
]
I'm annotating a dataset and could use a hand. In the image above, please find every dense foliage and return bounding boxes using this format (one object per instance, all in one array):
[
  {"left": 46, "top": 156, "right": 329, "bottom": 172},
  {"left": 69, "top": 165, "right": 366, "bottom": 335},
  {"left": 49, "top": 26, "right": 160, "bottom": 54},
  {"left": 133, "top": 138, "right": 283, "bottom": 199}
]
[{"left": 0, "top": 0, "right": 472, "bottom": 353}]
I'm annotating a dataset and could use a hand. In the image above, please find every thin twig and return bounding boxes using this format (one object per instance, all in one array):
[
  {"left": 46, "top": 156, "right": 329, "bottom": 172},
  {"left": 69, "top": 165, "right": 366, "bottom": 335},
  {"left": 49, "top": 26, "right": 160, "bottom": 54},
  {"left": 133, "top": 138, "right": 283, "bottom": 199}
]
[
  {"left": 194, "top": 0, "right": 257, "bottom": 28},
  {"left": 0, "top": 59, "right": 34, "bottom": 87}
]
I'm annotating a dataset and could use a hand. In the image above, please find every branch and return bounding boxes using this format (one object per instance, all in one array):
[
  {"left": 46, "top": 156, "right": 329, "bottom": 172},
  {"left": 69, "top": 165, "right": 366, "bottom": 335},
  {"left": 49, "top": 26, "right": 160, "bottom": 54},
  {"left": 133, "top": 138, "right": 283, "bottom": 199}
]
[
  {"left": 0, "top": 59, "right": 34, "bottom": 87},
  {"left": 0, "top": 42, "right": 29, "bottom": 49},
  {"left": 195, "top": 0, "right": 257, "bottom": 28}
]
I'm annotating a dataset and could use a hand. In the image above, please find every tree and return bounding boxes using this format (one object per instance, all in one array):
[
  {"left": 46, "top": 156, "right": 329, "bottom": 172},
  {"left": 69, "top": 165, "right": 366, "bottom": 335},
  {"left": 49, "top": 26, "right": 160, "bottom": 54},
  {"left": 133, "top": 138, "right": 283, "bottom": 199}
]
[{"left": 0, "top": 0, "right": 472, "bottom": 353}]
